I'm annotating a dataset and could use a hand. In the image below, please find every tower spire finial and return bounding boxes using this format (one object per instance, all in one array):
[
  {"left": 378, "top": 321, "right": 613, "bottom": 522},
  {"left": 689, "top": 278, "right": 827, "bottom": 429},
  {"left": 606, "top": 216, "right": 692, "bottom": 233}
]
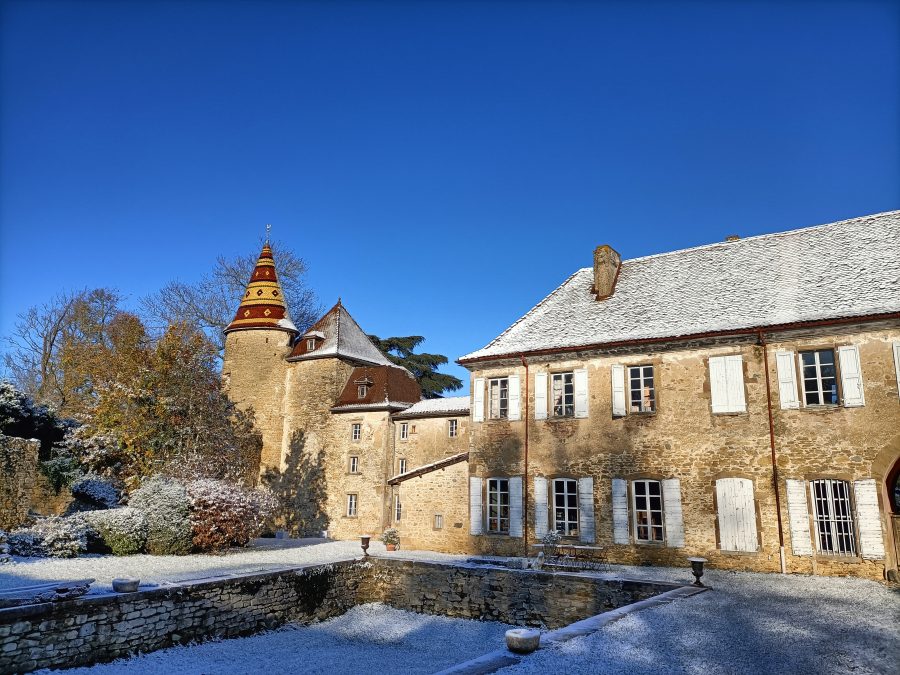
[{"left": 265, "top": 223, "right": 271, "bottom": 244}]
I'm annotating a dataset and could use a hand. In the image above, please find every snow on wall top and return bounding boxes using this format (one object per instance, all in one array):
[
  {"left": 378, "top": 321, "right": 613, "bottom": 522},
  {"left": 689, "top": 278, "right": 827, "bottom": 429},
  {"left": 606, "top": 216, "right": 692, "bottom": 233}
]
[
  {"left": 460, "top": 211, "right": 900, "bottom": 362},
  {"left": 289, "top": 302, "right": 396, "bottom": 368},
  {"left": 393, "top": 396, "right": 470, "bottom": 418}
]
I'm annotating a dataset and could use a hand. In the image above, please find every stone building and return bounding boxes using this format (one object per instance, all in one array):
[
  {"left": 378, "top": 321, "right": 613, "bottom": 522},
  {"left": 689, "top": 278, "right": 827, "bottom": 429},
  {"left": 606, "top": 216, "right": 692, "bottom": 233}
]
[{"left": 224, "top": 211, "right": 900, "bottom": 580}]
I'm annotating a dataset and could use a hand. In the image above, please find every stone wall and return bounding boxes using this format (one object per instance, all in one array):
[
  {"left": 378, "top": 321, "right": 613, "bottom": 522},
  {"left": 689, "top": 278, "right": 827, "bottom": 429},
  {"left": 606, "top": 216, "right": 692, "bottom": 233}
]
[
  {"left": 0, "top": 435, "right": 39, "bottom": 530},
  {"left": 394, "top": 460, "right": 470, "bottom": 552}
]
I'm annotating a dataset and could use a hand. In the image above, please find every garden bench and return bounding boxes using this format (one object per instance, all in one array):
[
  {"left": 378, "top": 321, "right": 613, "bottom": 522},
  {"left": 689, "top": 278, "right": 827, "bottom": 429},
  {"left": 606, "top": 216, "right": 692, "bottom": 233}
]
[{"left": 530, "top": 544, "right": 611, "bottom": 572}]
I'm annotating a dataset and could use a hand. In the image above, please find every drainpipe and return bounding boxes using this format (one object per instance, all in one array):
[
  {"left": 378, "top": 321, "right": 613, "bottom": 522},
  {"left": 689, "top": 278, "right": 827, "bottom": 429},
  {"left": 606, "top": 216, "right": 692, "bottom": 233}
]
[
  {"left": 758, "top": 330, "right": 787, "bottom": 574},
  {"left": 521, "top": 355, "right": 530, "bottom": 554}
]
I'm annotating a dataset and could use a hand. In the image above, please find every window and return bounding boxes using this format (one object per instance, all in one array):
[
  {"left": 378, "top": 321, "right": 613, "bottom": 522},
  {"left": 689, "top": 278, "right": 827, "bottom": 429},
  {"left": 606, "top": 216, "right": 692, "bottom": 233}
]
[
  {"left": 489, "top": 378, "right": 509, "bottom": 419},
  {"left": 553, "top": 478, "right": 579, "bottom": 536},
  {"left": 398, "top": 458, "right": 407, "bottom": 474},
  {"left": 349, "top": 456, "right": 359, "bottom": 474},
  {"left": 351, "top": 423, "right": 361, "bottom": 441},
  {"left": 346, "top": 494, "right": 358, "bottom": 517},
  {"left": 487, "top": 478, "right": 510, "bottom": 532},
  {"left": 800, "top": 349, "right": 838, "bottom": 405},
  {"left": 628, "top": 365, "right": 655, "bottom": 413},
  {"left": 811, "top": 479, "right": 856, "bottom": 556},
  {"left": 632, "top": 480, "right": 664, "bottom": 542},
  {"left": 306, "top": 338, "right": 316, "bottom": 351},
  {"left": 551, "top": 373, "right": 575, "bottom": 417},
  {"left": 434, "top": 514, "right": 444, "bottom": 530},
  {"left": 394, "top": 494, "right": 402, "bottom": 522},
  {"left": 448, "top": 419, "right": 458, "bottom": 438},
  {"left": 357, "top": 384, "right": 368, "bottom": 399},
  {"left": 399, "top": 423, "right": 409, "bottom": 440}
]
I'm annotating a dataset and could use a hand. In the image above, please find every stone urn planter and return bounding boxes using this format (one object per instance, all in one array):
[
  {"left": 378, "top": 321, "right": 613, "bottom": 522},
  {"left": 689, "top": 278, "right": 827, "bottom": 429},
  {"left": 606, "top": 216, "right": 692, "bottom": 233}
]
[
  {"left": 505, "top": 628, "right": 540, "bottom": 654},
  {"left": 111, "top": 577, "right": 140, "bottom": 593}
]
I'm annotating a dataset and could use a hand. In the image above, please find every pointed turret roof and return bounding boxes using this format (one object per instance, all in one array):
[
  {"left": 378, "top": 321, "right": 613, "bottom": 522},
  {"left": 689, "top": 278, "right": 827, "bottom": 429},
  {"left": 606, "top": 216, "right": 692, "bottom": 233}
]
[
  {"left": 288, "top": 300, "right": 395, "bottom": 367},
  {"left": 224, "top": 243, "right": 298, "bottom": 335}
]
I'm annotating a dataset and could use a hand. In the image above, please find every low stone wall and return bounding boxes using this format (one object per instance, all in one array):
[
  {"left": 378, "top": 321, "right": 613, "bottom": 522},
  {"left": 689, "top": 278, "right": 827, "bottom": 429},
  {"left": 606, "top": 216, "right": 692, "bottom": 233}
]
[
  {"left": 0, "top": 435, "right": 39, "bottom": 530},
  {"left": 0, "top": 557, "right": 683, "bottom": 673}
]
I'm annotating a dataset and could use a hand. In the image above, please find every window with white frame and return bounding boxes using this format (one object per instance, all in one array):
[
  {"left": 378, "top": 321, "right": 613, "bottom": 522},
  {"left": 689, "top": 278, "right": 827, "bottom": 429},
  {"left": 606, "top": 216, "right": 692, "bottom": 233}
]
[
  {"left": 448, "top": 419, "right": 458, "bottom": 438},
  {"left": 551, "top": 373, "right": 575, "bottom": 417},
  {"left": 434, "top": 514, "right": 444, "bottom": 530},
  {"left": 632, "top": 480, "right": 664, "bottom": 542},
  {"left": 394, "top": 494, "right": 402, "bottom": 522},
  {"left": 349, "top": 456, "right": 359, "bottom": 474},
  {"left": 346, "top": 494, "right": 357, "bottom": 517},
  {"left": 800, "top": 349, "right": 838, "bottom": 406},
  {"left": 487, "top": 478, "right": 510, "bottom": 532},
  {"left": 306, "top": 338, "right": 316, "bottom": 351},
  {"left": 358, "top": 384, "right": 368, "bottom": 398},
  {"left": 489, "top": 378, "right": 509, "bottom": 419},
  {"left": 351, "top": 423, "right": 361, "bottom": 441},
  {"left": 553, "top": 478, "right": 579, "bottom": 536},
  {"left": 399, "top": 423, "right": 408, "bottom": 440},
  {"left": 398, "top": 458, "right": 407, "bottom": 474},
  {"left": 628, "top": 365, "right": 655, "bottom": 413},
  {"left": 810, "top": 479, "right": 856, "bottom": 555}
]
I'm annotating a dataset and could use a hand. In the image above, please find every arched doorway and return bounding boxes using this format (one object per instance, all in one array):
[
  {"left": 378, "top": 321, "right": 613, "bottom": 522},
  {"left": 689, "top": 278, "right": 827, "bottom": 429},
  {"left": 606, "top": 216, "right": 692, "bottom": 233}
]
[{"left": 886, "top": 457, "right": 900, "bottom": 582}]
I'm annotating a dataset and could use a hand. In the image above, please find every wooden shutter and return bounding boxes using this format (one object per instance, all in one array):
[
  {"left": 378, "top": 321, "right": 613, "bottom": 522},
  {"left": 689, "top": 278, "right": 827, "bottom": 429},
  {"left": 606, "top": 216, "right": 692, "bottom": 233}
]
[
  {"left": 574, "top": 368, "right": 589, "bottom": 419},
  {"left": 472, "top": 378, "right": 484, "bottom": 422},
  {"left": 715, "top": 478, "right": 758, "bottom": 552},
  {"left": 709, "top": 356, "right": 729, "bottom": 413},
  {"left": 611, "top": 364, "right": 626, "bottom": 417},
  {"left": 662, "top": 478, "right": 685, "bottom": 548},
  {"left": 509, "top": 476, "right": 523, "bottom": 538},
  {"left": 785, "top": 479, "right": 812, "bottom": 556},
  {"left": 775, "top": 351, "right": 799, "bottom": 409},
  {"left": 853, "top": 479, "right": 885, "bottom": 560},
  {"left": 725, "top": 355, "right": 746, "bottom": 412},
  {"left": 534, "top": 477, "right": 548, "bottom": 539},
  {"left": 612, "top": 479, "right": 629, "bottom": 544},
  {"left": 893, "top": 342, "right": 900, "bottom": 400},
  {"left": 507, "top": 375, "right": 521, "bottom": 421},
  {"left": 578, "top": 477, "right": 595, "bottom": 543},
  {"left": 838, "top": 345, "right": 865, "bottom": 407},
  {"left": 469, "top": 477, "right": 483, "bottom": 535},
  {"left": 534, "top": 372, "right": 548, "bottom": 420}
]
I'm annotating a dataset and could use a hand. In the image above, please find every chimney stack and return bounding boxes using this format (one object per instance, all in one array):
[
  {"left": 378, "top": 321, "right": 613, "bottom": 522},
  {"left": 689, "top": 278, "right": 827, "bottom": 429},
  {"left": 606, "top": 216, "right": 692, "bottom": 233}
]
[{"left": 592, "top": 245, "right": 621, "bottom": 300}]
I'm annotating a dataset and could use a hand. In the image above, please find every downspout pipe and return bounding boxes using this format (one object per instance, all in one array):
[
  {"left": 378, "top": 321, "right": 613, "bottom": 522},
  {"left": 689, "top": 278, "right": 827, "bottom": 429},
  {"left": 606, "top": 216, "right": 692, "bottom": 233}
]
[
  {"left": 759, "top": 330, "right": 787, "bottom": 573},
  {"left": 521, "top": 355, "right": 529, "bottom": 554}
]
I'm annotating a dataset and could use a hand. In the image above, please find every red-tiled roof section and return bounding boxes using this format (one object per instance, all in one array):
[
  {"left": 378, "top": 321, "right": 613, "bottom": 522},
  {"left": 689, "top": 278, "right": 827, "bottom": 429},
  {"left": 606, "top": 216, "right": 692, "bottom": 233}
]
[
  {"left": 225, "top": 243, "right": 297, "bottom": 334},
  {"left": 333, "top": 365, "right": 422, "bottom": 408}
]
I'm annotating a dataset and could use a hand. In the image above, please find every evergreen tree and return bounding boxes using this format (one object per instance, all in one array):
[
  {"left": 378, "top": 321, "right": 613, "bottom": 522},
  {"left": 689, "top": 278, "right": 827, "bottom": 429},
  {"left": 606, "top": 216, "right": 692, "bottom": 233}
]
[{"left": 368, "top": 335, "right": 463, "bottom": 399}]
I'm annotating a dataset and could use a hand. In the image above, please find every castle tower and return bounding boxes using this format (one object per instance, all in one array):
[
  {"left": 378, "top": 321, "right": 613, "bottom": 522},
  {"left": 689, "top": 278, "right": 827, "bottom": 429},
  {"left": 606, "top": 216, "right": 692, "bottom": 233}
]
[{"left": 222, "top": 241, "right": 298, "bottom": 472}]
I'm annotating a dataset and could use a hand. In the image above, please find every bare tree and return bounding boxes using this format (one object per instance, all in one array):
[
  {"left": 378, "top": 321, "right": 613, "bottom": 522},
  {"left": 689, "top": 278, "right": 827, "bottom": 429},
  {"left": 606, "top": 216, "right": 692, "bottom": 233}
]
[{"left": 141, "top": 240, "right": 320, "bottom": 350}]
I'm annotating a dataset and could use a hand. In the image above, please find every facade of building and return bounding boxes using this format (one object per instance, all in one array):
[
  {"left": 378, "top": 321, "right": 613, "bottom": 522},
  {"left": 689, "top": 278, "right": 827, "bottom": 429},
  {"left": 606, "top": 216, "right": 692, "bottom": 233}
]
[{"left": 224, "top": 212, "right": 900, "bottom": 580}]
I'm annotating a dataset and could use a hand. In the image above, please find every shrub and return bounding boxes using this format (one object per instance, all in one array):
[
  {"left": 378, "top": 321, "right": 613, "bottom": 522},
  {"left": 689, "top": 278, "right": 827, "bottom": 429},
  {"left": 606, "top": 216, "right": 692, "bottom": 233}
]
[
  {"left": 81, "top": 508, "right": 147, "bottom": 555},
  {"left": 129, "top": 477, "right": 192, "bottom": 555},
  {"left": 379, "top": 528, "right": 400, "bottom": 546},
  {"left": 70, "top": 475, "right": 122, "bottom": 509},
  {"left": 186, "top": 479, "right": 275, "bottom": 552},
  {"left": 39, "top": 455, "right": 83, "bottom": 494},
  {"left": 7, "top": 517, "right": 94, "bottom": 558}
]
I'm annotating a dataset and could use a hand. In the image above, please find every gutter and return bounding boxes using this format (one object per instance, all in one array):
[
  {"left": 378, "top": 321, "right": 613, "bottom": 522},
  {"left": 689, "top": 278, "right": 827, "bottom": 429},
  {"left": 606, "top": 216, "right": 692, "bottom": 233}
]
[{"left": 758, "top": 330, "right": 787, "bottom": 574}]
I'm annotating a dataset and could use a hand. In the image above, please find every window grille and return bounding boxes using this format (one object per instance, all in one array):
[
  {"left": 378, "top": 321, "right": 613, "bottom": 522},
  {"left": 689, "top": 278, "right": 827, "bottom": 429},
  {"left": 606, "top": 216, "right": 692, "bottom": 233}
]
[{"left": 810, "top": 479, "right": 856, "bottom": 556}]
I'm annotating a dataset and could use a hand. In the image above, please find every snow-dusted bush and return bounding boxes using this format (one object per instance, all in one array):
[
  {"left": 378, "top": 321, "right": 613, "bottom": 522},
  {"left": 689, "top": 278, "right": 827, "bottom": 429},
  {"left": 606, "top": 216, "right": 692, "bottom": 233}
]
[
  {"left": 7, "top": 517, "right": 93, "bottom": 558},
  {"left": 541, "top": 530, "right": 562, "bottom": 548},
  {"left": 81, "top": 508, "right": 147, "bottom": 555},
  {"left": 129, "top": 477, "right": 193, "bottom": 555},
  {"left": 39, "top": 455, "right": 83, "bottom": 493},
  {"left": 186, "top": 479, "right": 276, "bottom": 552},
  {"left": 70, "top": 475, "right": 122, "bottom": 509},
  {"left": 0, "top": 529, "right": 11, "bottom": 564}
]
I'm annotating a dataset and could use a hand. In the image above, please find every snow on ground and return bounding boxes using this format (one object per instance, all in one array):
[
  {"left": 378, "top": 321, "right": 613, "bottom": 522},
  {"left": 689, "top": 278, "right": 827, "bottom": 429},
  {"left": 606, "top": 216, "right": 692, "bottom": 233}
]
[
  {"left": 38, "top": 603, "right": 515, "bottom": 675},
  {"left": 500, "top": 566, "right": 900, "bottom": 675}
]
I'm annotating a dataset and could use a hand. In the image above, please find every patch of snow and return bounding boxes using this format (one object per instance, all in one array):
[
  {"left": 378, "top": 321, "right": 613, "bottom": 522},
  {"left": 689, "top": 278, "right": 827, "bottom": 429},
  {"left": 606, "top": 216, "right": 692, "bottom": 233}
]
[{"left": 394, "top": 396, "right": 470, "bottom": 417}]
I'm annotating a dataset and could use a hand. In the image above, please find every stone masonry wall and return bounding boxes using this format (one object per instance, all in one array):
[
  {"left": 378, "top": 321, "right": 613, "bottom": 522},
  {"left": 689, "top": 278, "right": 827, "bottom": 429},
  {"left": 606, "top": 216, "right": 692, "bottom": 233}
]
[
  {"left": 0, "top": 435, "right": 39, "bottom": 530},
  {"left": 394, "top": 460, "right": 470, "bottom": 552}
]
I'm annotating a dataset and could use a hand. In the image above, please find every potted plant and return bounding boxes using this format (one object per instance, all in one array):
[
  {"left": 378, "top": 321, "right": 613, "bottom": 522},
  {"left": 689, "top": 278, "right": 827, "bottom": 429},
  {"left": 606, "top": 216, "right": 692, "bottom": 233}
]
[{"left": 380, "top": 528, "right": 401, "bottom": 551}]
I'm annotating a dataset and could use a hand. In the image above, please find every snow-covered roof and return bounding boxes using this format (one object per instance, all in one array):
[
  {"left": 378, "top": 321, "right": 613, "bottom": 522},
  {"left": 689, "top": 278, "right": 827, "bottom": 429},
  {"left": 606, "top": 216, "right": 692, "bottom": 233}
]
[
  {"left": 393, "top": 396, "right": 470, "bottom": 419},
  {"left": 289, "top": 302, "right": 396, "bottom": 368},
  {"left": 460, "top": 211, "right": 900, "bottom": 363},
  {"left": 387, "top": 451, "right": 470, "bottom": 485}
]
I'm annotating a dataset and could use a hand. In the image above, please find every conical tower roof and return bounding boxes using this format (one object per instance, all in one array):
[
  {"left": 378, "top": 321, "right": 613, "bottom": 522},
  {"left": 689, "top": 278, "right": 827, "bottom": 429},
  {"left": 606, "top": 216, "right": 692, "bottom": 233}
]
[{"left": 224, "top": 243, "right": 298, "bottom": 335}]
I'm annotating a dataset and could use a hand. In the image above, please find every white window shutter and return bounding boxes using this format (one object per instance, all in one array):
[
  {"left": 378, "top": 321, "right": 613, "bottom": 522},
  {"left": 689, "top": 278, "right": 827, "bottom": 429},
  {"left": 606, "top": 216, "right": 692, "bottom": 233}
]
[
  {"left": 472, "top": 378, "right": 484, "bottom": 422},
  {"left": 786, "top": 479, "right": 812, "bottom": 556},
  {"left": 534, "top": 477, "right": 548, "bottom": 539},
  {"left": 662, "top": 479, "right": 685, "bottom": 548},
  {"left": 853, "top": 479, "right": 885, "bottom": 560},
  {"left": 893, "top": 342, "right": 900, "bottom": 400},
  {"left": 709, "top": 356, "right": 729, "bottom": 413},
  {"left": 838, "top": 345, "right": 865, "bottom": 407},
  {"left": 469, "top": 477, "right": 483, "bottom": 535},
  {"left": 507, "top": 375, "right": 521, "bottom": 421},
  {"left": 577, "top": 477, "right": 595, "bottom": 543},
  {"left": 508, "top": 476, "right": 523, "bottom": 538},
  {"left": 612, "top": 478, "right": 629, "bottom": 544},
  {"left": 775, "top": 351, "right": 799, "bottom": 410},
  {"left": 534, "top": 372, "right": 548, "bottom": 420},
  {"left": 715, "top": 478, "right": 758, "bottom": 552},
  {"left": 725, "top": 355, "right": 746, "bottom": 413},
  {"left": 611, "top": 364, "right": 626, "bottom": 417},
  {"left": 574, "top": 368, "right": 589, "bottom": 418}
]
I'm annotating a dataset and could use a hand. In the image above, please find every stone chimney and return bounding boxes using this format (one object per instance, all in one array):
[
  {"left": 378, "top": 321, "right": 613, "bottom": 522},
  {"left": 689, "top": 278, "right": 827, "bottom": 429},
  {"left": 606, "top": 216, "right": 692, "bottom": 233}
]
[{"left": 592, "top": 245, "right": 621, "bottom": 300}]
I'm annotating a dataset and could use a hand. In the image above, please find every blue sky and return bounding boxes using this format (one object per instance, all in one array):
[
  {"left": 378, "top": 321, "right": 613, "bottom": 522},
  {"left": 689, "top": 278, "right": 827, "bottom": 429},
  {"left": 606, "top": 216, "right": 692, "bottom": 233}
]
[{"left": 1, "top": 0, "right": 898, "bottom": 394}]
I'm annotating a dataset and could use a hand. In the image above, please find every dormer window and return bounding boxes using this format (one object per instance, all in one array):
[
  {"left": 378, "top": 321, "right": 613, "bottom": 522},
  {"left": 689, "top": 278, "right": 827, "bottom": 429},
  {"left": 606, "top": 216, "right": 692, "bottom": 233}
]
[
  {"left": 358, "top": 384, "right": 368, "bottom": 399},
  {"left": 307, "top": 338, "right": 316, "bottom": 351}
]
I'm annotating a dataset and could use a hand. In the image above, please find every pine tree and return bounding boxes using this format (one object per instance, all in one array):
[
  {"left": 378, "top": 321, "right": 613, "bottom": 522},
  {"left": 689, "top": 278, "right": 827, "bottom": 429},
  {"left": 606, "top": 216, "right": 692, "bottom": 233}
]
[{"left": 368, "top": 335, "right": 463, "bottom": 399}]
